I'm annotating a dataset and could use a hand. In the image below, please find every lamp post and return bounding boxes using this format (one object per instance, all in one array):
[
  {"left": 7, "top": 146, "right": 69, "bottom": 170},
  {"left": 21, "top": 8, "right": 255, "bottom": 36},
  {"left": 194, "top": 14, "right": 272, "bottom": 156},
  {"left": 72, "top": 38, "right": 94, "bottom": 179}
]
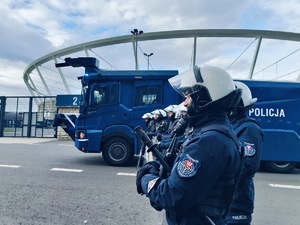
[
  {"left": 131, "top": 29, "right": 143, "bottom": 70},
  {"left": 144, "top": 53, "right": 153, "bottom": 70}
]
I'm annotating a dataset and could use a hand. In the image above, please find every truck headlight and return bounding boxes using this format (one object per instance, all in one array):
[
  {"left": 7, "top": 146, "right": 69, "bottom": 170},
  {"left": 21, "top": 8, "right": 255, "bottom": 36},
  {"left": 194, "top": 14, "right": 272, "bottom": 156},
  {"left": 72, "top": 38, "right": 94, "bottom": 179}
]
[{"left": 79, "top": 132, "right": 86, "bottom": 139}]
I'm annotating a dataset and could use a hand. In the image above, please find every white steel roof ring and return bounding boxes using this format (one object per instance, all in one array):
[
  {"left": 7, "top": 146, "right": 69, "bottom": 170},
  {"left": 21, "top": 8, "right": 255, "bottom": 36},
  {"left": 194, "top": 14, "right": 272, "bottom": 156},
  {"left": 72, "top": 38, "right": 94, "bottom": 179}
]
[{"left": 23, "top": 29, "right": 300, "bottom": 96}]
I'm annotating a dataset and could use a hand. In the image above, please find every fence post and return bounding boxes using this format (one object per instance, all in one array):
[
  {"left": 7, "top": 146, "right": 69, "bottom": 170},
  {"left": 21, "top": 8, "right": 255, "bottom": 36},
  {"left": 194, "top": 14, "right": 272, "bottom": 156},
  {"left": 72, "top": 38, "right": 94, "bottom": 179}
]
[
  {"left": 27, "top": 97, "right": 33, "bottom": 137},
  {"left": 0, "top": 97, "right": 6, "bottom": 137}
]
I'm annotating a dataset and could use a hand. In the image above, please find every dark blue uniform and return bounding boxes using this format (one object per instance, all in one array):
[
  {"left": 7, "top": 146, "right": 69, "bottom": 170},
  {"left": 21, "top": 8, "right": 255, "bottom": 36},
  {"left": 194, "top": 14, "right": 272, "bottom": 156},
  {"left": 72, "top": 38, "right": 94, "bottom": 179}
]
[
  {"left": 145, "top": 119, "right": 156, "bottom": 133},
  {"left": 141, "top": 112, "right": 242, "bottom": 225},
  {"left": 226, "top": 114, "right": 263, "bottom": 224},
  {"left": 147, "top": 118, "right": 169, "bottom": 139}
]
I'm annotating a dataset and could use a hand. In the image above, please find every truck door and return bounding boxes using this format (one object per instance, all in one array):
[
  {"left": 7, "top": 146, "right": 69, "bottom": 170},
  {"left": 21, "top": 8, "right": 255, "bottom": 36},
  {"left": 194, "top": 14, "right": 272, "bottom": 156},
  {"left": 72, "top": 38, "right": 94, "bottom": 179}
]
[{"left": 84, "top": 82, "right": 119, "bottom": 152}]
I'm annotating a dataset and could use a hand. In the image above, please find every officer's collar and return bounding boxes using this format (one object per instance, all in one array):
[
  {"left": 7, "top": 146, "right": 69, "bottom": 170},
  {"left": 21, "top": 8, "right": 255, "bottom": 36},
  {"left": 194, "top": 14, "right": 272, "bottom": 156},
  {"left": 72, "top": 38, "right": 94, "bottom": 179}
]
[{"left": 188, "top": 110, "right": 229, "bottom": 128}]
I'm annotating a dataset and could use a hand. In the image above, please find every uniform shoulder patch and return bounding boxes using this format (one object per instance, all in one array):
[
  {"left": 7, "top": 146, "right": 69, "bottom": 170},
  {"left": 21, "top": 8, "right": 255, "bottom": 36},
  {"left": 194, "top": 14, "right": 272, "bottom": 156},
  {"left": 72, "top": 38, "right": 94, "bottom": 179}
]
[
  {"left": 243, "top": 142, "right": 256, "bottom": 156},
  {"left": 177, "top": 154, "right": 200, "bottom": 178}
]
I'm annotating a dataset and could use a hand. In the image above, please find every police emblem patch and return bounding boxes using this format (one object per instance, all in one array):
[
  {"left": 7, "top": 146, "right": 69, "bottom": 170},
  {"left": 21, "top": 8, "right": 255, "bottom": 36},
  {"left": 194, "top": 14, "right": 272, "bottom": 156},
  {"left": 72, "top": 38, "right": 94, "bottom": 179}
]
[
  {"left": 177, "top": 154, "right": 200, "bottom": 178},
  {"left": 243, "top": 142, "right": 255, "bottom": 156}
]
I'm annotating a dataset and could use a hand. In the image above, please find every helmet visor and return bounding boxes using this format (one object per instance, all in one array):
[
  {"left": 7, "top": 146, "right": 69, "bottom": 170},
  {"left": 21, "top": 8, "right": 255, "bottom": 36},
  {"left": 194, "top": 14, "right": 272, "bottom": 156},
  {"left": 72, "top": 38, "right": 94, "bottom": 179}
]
[{"left": 168, "top": 66, "right": 203, "bottom": 97}]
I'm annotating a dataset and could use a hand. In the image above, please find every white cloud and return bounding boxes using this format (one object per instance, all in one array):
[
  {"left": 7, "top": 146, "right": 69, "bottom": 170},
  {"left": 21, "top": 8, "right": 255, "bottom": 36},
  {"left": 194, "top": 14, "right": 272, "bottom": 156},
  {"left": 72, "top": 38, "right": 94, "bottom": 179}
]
[
  {"left": 1, "top": 0, "right": 300, "bottom": 96},
  {"left": 0, "top": 59, "right": 31, "bottom": 96}
]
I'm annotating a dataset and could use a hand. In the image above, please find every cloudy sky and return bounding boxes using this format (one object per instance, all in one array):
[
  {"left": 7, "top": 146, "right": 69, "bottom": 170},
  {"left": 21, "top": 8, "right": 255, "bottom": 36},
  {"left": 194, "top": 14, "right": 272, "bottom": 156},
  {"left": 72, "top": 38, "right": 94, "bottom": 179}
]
[{"left": 1, "top": 0, "right": 300, "bottom": 96}]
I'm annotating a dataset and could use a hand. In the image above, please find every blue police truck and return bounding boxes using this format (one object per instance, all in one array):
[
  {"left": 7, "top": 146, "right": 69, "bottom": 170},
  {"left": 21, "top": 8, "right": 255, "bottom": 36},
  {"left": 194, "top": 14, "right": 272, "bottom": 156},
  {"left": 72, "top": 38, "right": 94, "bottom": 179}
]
[
  {"left": 241, "top": 80, "right": 300, "bottom": 173},
  {"left": 53, "top": 57, "right": 181, "bottom": 166},
  {"left": 53, "top": 57, "right": 300, "bottom": 173}
]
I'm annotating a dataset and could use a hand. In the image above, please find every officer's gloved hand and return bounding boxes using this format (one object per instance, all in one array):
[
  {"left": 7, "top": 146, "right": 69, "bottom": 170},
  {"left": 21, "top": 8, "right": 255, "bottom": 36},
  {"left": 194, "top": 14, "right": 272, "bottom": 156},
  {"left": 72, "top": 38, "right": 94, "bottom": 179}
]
[
  {"left": 136, "top": 161, "right": 160, "bottom": 195},
  {"left": 157, "top": 134, "right": 162, "bottom": 141}
]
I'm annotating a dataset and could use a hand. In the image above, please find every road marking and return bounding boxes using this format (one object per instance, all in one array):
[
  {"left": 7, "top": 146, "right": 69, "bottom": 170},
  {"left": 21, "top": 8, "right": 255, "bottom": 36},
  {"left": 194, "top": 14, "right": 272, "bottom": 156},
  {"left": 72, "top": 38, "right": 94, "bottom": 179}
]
[
  {"left": 51, "top": 168, "right": 83, "bottom": 173},
  {"left": 117, "top": 172, "right": 136, "bottom": 176},
  {"left": 269, "top": 183, "right": 300, "bottom": 190},
  {"left": 0, "top": 164, "right": 21, "bottom": 168}
]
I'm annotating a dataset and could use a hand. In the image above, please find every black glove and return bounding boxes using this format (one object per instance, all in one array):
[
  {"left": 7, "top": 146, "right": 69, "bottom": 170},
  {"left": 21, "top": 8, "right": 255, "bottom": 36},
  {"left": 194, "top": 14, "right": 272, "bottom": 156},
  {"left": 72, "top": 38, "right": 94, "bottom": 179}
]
[
  {"left": 136, "top": 161, "right": 160, "bottom": 194},
  {"left": 157, "top": 134, "right": 162, "bottom": 141}
]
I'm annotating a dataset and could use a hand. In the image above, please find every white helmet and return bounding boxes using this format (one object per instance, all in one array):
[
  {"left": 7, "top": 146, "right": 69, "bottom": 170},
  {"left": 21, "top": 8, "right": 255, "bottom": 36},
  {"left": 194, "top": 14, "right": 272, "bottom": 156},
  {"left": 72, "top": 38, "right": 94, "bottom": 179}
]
[
  {"left": 142, "top": 113, "right": 153, "bottom": 119},
  {"left": 169, "top": 66, "right": 235, "bottom": 101},
  {"left": 175, "top": 103, "right": 187, "bottom": 119},
  {"left": 234, "top": 81, "right": 257, "bottom": 108},
  {"left": 152, "top": 109, "right": 167, "bottom": 118},
  {"left": 175, "top": 102, "right": 187, "bottom": 119},
  {"left": 168, "top": 65, "right": 241, "bottom": 115},
  {"left": 164, "top": 105, "right": 177, "bottom": 113},
  {"left": 177, "top": 103, "right": 187, "bottom": 112}
]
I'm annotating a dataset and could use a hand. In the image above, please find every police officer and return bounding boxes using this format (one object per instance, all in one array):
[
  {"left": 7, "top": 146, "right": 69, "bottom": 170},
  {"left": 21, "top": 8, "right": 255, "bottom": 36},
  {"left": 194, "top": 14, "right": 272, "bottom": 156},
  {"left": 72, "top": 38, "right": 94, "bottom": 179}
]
[
  {"left": 225, "top": 81, "right": 263, "bottom": 225},
  {"left": 158, "top": 103, "right": 189, "bottom": 154},
  {"left": 136, "top": 65, "right": 243, "bottom": 225},
  {"left": 147, "top": 109, "right": 169, "bottom": 139},
  {"left": 162, "top": 105, "right": 179, "bottom": 139},
  {"left": 142, "top": 112, "right": 155, "bottom": 133},
  {"left": 174, "top": 103, "right": 190, "bottom": 138}
]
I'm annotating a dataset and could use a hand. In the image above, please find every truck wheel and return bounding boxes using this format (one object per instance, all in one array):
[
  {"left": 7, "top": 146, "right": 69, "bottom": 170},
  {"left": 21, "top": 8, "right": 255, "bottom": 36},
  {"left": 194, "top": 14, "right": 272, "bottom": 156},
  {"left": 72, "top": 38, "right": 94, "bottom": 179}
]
[
  {"left": 102, "top": 137, "right": 133, "bottom": 166},
  {"left": 263, "top": 161, "right": 297, "bottom": 173}
]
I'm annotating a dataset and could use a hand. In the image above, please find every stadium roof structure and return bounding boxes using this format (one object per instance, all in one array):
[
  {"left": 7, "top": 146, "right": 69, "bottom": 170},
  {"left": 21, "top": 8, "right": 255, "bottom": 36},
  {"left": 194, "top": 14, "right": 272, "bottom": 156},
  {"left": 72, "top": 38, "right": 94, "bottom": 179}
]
[{"left": 23, "top": 29, "right": 300, "bottom": 97}]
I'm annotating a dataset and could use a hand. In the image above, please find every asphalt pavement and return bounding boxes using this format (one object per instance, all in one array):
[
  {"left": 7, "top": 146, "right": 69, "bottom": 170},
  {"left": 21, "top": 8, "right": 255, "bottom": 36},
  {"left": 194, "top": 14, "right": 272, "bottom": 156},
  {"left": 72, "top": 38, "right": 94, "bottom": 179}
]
[{"left": 0, "top": 138, "right": 299, "bottom": 225}]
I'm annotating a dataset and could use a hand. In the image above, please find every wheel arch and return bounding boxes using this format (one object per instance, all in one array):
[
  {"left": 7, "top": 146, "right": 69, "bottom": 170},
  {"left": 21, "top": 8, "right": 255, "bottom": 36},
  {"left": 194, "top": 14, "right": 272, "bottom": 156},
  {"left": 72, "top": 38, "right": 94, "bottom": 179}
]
[{"left": 101, "top": 125, "right": 139, "bottom": 153}]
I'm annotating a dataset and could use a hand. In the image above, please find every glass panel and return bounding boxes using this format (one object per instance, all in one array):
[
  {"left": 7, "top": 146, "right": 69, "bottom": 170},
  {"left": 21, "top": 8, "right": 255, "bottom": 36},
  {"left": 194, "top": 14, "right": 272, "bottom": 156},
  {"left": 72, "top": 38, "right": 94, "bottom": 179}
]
[
  {"left": 1, "top": 97, "right": 56, "bottom": 137},
  {"left": 134, "top": 84, "right": 161, "bottom": 106},
  {"left": 93, "top": 84, "right": 117, "bottom": 107}
]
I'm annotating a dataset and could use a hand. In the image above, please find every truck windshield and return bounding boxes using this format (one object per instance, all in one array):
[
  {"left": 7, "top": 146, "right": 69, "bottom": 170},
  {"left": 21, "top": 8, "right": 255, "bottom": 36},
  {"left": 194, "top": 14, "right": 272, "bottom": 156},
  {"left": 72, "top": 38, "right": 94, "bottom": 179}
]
[{"left": 78, "top": 85, "right": 88, "bottom": 113}]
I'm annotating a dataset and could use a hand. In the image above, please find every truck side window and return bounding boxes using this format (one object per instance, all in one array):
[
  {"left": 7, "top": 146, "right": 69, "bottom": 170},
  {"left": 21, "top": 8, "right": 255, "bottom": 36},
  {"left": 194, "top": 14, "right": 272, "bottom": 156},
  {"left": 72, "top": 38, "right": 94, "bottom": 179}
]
[
  {"left": 94, "top": 88, "right": 104, "bottom": 105},
  {"left": 134, "top": 84, "right": 161, "bottom": 106},
  {"left": 93, "top": 84, "right": 117, "bottom": 106}
]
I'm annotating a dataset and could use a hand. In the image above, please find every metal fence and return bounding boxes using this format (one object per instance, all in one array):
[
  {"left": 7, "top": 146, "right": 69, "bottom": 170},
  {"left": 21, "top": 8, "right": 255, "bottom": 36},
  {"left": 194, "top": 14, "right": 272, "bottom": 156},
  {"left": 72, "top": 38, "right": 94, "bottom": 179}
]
[{"left": 0, "top": 96, "right": 57, "bottom": 138}]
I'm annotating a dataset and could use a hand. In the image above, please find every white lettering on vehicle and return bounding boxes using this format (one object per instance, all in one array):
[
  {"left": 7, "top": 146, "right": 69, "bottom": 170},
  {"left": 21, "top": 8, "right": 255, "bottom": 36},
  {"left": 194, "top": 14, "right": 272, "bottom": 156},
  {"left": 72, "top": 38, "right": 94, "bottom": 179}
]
[
  {"left": 232, "top": 215, "right": 247, "bottom": 220},
  {"left": 249, "top": 108, "right": 285, "bottom": 117}
]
